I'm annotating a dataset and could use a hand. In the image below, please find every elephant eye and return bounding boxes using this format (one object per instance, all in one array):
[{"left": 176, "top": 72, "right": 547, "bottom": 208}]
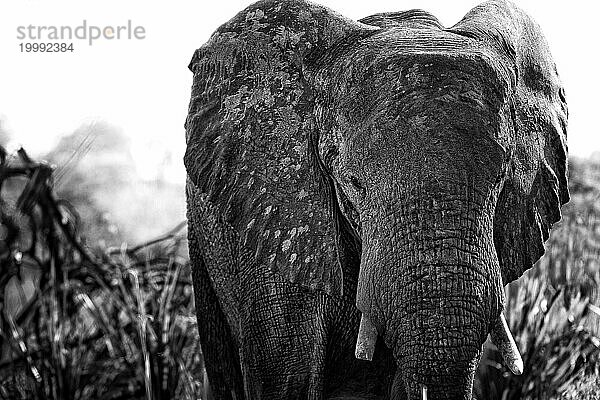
[{"left": 348, "top": 175, "right": 366, "bottom": 198}]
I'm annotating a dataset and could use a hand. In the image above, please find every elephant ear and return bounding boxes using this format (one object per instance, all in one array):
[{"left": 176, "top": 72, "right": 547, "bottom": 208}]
[
  {"left": 184, "top": 0, "right": 371, "bottom": 295},
  {"left": 450, "top": 0, "right": 569, "bottom": 284}
]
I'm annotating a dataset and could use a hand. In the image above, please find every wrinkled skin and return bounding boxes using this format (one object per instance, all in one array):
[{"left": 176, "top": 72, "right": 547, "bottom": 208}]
[{"left": 184, "top": 1, "right": 568, "bottom": 399}]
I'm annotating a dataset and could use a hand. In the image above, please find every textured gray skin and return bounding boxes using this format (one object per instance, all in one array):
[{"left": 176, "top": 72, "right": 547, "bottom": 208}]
[{"left": 184, "top": 1, "right": 568, "bottom": 399}]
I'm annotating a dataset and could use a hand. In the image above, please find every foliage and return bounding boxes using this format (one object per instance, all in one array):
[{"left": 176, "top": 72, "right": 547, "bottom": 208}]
[{"left": 0, "top": 147, "right": 205, "bottom": 400}]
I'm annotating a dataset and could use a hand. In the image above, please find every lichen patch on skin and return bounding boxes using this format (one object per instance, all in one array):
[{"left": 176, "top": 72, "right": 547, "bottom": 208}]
[
  {"left": 245, "top": 9, "right": 267, "bottom": 29},
  {"left": 273, "top": 26, "right": 305, "bottom": 48}
]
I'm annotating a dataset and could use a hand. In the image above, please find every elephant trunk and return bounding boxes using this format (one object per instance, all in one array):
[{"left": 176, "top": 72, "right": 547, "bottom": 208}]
[{"left": 356, "top": 179, "right": 505, "bottom": 399}]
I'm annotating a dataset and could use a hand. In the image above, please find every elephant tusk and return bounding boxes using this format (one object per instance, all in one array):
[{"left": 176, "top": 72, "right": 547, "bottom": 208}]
[
  {"left": 489, "top": 313, "right": 523, "bottom": 375},
  {"left": 355, "top": 314, "right": 377, "bottom": 361},
  {"left": 421, "top": 384, "right": 428, "bottom": 400}
]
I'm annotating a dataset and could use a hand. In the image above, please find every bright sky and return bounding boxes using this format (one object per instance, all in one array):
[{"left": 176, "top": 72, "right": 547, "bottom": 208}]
[{"left": 0, "top": 0, "right": 598, "bottom": 183}]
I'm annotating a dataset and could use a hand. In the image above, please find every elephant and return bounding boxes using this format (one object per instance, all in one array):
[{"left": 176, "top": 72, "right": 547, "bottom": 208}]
[{"left": 184, "top": 0, "right": 569, "bottom": 399}]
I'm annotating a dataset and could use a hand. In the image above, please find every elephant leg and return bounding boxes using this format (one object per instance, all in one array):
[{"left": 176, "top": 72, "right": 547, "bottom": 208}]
[
  {"left": 187, "top": 184, "right": 393, "bottom": 399},
  {"left": 191, "top": 231, "right": 394, "bottom": 400},
  {"left": 187, "top": 183, "right": 328, "bottom": 398},
  {"left": 189, "top": 251, "right": 244, "bottom": 399},
  {"left": 236, "top": 261, "right": 329, "bottom": 399}
]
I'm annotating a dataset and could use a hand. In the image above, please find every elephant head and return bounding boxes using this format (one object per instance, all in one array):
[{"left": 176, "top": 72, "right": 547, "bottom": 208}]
[{"left": 184, "top": 0, "right": 568, "bottom": 398}]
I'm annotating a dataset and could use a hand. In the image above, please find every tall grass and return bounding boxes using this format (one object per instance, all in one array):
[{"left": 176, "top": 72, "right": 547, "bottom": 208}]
[{"left": 0, "top": 147, "right": 205, "bottom": 400}]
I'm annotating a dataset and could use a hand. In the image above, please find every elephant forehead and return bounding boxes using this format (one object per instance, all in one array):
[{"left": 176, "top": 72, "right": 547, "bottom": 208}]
[
  {"left": 319, "top": 28, "right": 511, "bottom": 170},
  {"left": 324, "top": 28, "right": 512, "bottom": 127}
]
